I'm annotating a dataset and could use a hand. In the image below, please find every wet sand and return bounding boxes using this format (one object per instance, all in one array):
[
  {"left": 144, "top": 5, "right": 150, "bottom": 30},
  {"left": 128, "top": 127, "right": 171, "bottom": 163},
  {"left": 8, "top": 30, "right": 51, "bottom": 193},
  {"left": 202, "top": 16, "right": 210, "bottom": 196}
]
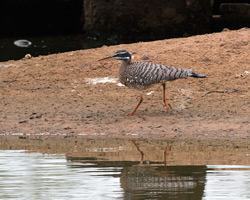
[{"left": 0, "top": 135, "right": 249, "bottom": 165}]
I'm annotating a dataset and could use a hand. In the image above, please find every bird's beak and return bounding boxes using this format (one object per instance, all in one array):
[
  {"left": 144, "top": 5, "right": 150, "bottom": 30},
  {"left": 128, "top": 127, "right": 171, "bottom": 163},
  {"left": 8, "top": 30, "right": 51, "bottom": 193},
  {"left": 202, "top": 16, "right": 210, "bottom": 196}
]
[{"left": 97, "top": 56, "right": 113, "bottom": 62}]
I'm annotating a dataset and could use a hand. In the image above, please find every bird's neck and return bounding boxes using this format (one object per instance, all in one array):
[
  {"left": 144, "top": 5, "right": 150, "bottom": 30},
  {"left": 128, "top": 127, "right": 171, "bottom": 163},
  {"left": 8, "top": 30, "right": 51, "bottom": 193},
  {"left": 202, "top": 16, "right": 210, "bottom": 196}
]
[{"left": 122, "top": 59, "right": 131, "bottom": 65}]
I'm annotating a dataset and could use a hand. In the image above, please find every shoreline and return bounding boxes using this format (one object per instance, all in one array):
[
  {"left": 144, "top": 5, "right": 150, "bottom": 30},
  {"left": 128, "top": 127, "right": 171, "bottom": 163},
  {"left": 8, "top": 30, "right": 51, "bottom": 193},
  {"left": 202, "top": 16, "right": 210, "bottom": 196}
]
[{"left": 1, "top": 28, "right": 250, "bottom": 138}]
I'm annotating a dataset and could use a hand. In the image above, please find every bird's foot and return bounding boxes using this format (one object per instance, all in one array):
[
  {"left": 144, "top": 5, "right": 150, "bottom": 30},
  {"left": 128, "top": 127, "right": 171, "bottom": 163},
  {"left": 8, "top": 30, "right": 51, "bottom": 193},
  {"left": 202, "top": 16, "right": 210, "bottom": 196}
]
[
  {"left": 164, "top": 102, "right": 172, "bottom": 112},
  {"left": 126, "top": 111, "right": 137, "bottom": 116}
]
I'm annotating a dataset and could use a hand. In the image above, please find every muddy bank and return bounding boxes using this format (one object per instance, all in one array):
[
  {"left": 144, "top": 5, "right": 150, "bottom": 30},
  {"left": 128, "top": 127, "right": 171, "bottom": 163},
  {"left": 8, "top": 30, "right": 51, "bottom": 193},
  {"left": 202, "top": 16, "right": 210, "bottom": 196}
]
[
  {"left": 1, "top": 135, "right": 250, "bottom": 165},
  {"left": 0, "top": 28, "right": 250, "bottom": 138}
]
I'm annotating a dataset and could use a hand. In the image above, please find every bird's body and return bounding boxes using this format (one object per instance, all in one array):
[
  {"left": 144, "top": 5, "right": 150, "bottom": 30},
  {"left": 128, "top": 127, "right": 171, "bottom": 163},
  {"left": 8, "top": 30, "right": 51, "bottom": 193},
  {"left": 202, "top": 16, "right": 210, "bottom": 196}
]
[
  {"left": 119, "top": 61, "right": 200, "bottom": 91},
  {"left": 98, "top": 50, "right": 206, "bottom": 116}
]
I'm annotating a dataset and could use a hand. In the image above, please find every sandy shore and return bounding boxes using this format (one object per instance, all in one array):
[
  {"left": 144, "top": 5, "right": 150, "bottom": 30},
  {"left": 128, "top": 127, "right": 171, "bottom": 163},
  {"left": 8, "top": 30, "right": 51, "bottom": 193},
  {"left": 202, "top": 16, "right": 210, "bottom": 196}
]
[{"left": 0, "top": 28, "right": 249, "bottom": 139}]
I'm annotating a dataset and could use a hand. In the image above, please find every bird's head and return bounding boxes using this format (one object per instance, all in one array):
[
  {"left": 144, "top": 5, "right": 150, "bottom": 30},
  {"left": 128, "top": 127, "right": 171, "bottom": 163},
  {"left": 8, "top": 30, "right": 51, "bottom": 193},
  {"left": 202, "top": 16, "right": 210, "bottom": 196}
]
[{"left": 98, "top": 50, "right": 131, "bottom": 63}]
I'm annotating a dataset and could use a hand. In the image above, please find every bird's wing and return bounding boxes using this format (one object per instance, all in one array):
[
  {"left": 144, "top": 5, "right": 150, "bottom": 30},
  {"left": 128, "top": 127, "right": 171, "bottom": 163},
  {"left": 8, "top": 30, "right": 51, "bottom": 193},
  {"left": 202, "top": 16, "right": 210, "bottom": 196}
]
[{"left": 127, "top": 62, "right": 194, "bottom": 85}]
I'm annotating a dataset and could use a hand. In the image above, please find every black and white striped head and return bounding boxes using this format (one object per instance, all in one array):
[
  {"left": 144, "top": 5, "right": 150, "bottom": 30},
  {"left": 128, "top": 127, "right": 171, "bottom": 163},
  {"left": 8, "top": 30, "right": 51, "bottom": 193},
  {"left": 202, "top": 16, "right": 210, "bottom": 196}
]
[{"left": 98, "top": 50, "right": 131, "bottom": 63}]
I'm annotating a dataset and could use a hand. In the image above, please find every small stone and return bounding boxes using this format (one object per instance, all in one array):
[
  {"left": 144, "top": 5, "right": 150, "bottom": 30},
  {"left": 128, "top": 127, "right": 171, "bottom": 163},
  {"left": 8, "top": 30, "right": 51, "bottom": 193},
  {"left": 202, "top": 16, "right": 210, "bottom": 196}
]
[
  {"left": 24, "top": 54, "right": 32, "bottom": 59},
  {"left": 35, "top": 114, "right": 42, "bottom": 118},
  {"left": 141, "top": 54, "right": 149, "bottom": 60},
  {"left": 202, "top": 57, "right": 211, "bottom": 62},
  {"left": 222, "top": 28, "right": 230, "bottom": 32},
  {"left": 19, "top": 120, "right": 27, "bottom": 124}
]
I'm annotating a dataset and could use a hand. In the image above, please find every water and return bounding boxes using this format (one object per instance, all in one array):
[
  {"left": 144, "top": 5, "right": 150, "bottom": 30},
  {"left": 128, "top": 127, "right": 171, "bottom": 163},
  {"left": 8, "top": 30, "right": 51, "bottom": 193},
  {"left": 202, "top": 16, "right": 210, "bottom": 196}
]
[
  {"left": 0, "top": 150, "right": 123, "bottom": 199},
  {"left": 0, "top": 151, "right": 249, "bottom": 200},
  {"left": 0, "top": 34, "right": 113, "bottom": 62},
  {"left": 0, "top": 136, "right": 249, "bottom": 199}
]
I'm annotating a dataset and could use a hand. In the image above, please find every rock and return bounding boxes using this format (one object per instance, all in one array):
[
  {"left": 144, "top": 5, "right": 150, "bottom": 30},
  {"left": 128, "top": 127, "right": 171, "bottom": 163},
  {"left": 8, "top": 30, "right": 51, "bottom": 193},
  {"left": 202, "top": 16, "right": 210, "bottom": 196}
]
[
  {"left": 83, "top": 0, "right": 211, "bottom": 41},
  {"left": 24, "top": 54, "right": 32, "bottom": 59},
  {"left": 14, "top": 40, "right": 32, "bottom": 48},
  {"left": 141, "top": 54, "right": 149, "bottom": 60},
  {"left": 19, "top": 120, "right": 27, "bottom": 124}
]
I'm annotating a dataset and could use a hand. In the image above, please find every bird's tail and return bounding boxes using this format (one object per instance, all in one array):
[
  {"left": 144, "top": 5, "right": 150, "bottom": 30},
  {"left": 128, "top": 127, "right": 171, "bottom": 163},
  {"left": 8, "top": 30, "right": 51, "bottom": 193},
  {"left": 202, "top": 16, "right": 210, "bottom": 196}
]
[{"left": 189, "top": 73, "right": 206, "bottom": 78}]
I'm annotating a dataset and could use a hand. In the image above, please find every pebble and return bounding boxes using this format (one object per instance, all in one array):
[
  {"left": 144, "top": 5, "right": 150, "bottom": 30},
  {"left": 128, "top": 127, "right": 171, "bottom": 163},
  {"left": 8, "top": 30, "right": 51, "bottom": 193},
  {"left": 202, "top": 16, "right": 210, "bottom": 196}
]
[
  {"left": 24, "top": 54, "right": 32, "bottom": 59},
  {"left": 141, "top": 54, "right": 149, "bottom": 60}
]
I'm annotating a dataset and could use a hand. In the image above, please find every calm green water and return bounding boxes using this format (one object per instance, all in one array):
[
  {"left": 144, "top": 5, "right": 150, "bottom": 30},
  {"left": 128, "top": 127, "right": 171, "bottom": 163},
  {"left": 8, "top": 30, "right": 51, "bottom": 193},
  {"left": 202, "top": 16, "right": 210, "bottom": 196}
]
[{"left": 0, "top": 150, "right": 249, "bottom": 200}]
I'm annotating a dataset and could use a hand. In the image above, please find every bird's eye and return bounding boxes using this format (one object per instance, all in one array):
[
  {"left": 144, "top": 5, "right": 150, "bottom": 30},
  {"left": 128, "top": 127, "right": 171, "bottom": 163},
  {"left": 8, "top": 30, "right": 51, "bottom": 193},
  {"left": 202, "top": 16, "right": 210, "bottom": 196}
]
[{"left": 117, "top": 54, "right": 120, "bottom": 56}]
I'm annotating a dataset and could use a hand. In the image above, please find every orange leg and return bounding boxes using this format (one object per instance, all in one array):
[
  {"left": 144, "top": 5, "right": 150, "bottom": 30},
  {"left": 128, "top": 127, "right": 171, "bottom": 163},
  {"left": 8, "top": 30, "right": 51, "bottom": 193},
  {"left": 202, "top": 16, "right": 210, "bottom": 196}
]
[
  {"left": 164, "top": 144, "right": 172, "bottom": 166},
  {"left": 162, "top": 83, "right": 172, "bottom": 111},
  {"left": 132, "top": 140, "right": 144, "bottom": 163},
  {"left": 126, "top": 94, "right": 143, "bottom": 116}
]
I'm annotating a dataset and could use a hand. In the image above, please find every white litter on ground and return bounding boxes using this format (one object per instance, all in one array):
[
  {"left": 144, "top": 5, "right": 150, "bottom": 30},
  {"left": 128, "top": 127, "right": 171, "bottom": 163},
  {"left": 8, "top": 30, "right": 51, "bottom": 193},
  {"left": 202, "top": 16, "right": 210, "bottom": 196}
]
[
  {"left": 0, "top": 64, "right": 15, "bottom": 68},
  {"left": 117, "top": 83, "right": 125, "bottom": 87},
  {"left": 146, "top": 91, "right": 154, "bottom": 95},
  {"left": 235, "top": 71, "right": 250, "bottom": 78},
  {"left": 85, "top": 77, "right": 118, "bottom": 85}
]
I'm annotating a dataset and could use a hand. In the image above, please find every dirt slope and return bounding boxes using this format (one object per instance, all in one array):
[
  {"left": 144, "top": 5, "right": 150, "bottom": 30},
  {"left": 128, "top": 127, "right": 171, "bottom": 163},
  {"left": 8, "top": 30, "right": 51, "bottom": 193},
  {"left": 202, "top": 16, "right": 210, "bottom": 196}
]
[{"left": 0, "top": 28, "right": 249, "bottom": 138}]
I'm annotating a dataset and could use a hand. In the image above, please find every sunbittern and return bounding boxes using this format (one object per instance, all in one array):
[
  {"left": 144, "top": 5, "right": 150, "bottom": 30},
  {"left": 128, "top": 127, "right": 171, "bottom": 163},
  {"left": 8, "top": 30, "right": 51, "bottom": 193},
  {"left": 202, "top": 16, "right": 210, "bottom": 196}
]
[{"left": 98, "top": 50, "right": 206, "bottom": 116}]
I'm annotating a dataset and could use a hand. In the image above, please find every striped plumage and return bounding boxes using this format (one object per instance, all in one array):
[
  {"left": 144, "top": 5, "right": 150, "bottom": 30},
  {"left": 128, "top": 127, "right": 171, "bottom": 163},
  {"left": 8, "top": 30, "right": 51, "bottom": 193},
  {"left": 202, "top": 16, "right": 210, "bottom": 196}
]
[
  {"left": 98, "top": 50, "right": 206, "bottom": 116},
  {"left": 119, "top": 61, "right": 201, "bottom": 91}
]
